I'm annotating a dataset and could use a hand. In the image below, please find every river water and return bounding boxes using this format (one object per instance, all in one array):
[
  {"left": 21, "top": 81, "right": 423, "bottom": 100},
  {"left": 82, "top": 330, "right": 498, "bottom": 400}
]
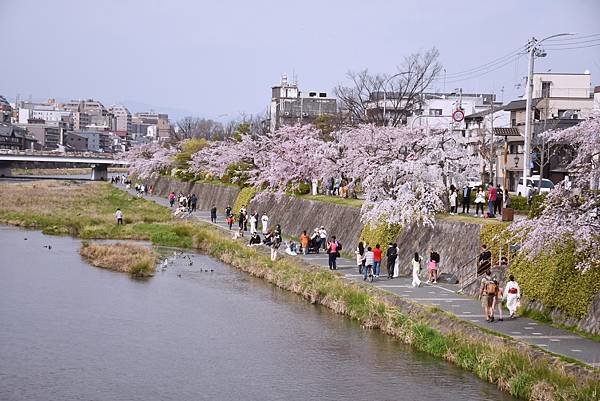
[{"left": 0, "top": 226, "right": 514, "bottom": 401}]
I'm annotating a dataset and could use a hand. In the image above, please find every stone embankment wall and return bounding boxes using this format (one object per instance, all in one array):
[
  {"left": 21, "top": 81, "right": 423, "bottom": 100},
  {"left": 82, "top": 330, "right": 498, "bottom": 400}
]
[
  {"left": 392, "top": 219, "right": 481, "bottom": 284},
  {"left": 146, "top": 176, "right": 240, "bottom": 211},
  {"left": 248, "top": 193, "right": 364, "bottom": 251}
]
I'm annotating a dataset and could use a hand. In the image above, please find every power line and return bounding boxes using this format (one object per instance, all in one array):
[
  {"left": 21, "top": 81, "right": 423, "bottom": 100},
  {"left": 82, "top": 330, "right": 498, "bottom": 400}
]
[
  {"left": 544, "top": 38, "right": 600, "bottom": 47},
  {"left": 543, "top": 42, "right": 600, "bottom": 51},
  {"left": 545, "top": 33, "right": 600, "bottom": 42},
  {"left": 442, "top": 53, "right": 526, "bottom": 84},
  {"left": 439, "top": 45, "right": 527, "bottom": 79}
]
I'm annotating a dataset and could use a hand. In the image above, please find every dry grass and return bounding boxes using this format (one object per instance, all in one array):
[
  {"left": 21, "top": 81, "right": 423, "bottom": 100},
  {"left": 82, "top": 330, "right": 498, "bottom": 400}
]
[{"left": 80, "top": 242, "right": 158, "bottom": 277}]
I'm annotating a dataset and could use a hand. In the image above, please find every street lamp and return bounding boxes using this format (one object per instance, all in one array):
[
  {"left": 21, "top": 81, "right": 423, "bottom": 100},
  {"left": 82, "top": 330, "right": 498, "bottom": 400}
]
[
  {"left": 381, "top": 71, "right": 409, "bottom": 126},
  {"left": 522, "top": 32, "right": 575, "bottom": 185}
]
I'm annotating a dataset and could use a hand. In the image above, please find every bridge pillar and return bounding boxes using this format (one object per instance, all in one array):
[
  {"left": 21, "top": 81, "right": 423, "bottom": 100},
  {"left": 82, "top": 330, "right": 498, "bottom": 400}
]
[
  {"left": 0, "top": 162, "right": 11, "bottom": 178},
  {"left": 90, "top": 164, "right": 108, "bottom": 181}
]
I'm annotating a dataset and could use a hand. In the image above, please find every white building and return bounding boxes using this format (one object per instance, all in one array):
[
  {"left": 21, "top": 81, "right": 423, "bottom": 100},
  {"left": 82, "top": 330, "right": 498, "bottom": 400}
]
[
  {"left": 409, "top": 92, "right": 498, "bottom": 132},
  {"left": 18, "top": 108, "right": 71, "bottom": 124}
]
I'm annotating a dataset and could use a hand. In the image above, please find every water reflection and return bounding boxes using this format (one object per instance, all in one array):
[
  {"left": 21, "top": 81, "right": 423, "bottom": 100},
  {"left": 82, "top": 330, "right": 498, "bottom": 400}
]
[{"left": 0, "top": 226, "right": 514, "bottom": 401}]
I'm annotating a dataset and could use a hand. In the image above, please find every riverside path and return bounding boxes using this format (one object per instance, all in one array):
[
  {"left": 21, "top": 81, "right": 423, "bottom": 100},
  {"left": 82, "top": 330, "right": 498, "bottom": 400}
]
[{"left": 118, "top": 185, "right": 600, "bottom": 368}]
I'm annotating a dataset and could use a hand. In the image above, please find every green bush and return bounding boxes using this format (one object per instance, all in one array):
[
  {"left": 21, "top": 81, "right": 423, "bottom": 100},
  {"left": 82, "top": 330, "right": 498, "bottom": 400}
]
[
  {"left": 527, "top": 194, "right": 547, "bottom": 218},
  {"left": 359, "top": 219, "right": 402, "bottom": 248},
  {"left": 509, "top": 195, "right": 528, "bottom": 212},
  {"left": 509, "top": 241, "right": 600, "bottom": 319},
  {"left": 293, "top": 181, "right": 311, "bottom": 195},
  {"left": 479, "top": 222, "right": 512, "bottom": 263},
  {"left": 233, "top": 186, "right": 257, "bottom": 214}
]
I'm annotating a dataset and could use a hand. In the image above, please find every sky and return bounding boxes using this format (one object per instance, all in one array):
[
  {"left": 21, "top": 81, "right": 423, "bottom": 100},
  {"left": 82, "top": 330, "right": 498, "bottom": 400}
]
[{"left": 1, "top": 0, "right": 599, "bottom": 121}]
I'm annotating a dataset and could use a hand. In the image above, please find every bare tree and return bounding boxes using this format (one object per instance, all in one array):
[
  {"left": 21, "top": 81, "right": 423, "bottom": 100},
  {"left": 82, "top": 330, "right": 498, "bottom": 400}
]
[
  {"left": 174, "top": 117, "right": 224, "bottom": 141},
  {"left": 335, "top": 48, "right": 442, "bottom": 127}
]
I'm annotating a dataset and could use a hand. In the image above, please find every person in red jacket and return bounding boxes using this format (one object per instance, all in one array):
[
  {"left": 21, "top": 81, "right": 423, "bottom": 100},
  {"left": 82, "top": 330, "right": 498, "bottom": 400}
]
[{"left": 373, "top": 244, "right": 382, "bottom": 277}]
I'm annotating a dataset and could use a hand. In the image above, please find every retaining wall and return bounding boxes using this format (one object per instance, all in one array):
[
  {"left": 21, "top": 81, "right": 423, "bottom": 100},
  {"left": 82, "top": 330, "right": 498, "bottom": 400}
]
[
  {"left": 146, "top": 176, "right": 240, "bottom": 212},
  {"left": 145, "top": 176, "right": 599, "bottom": 334},
  {"left": 248, "top": 193, "right": 364, "bottom": 251},
  {"left": 393, "top": 219, "right": 481, "bottom": 284}
]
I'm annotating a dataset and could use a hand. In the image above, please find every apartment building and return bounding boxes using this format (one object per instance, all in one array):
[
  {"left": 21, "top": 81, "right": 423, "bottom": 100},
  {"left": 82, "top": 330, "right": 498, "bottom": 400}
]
[
  {"left": 499, "top": 72, "right": 594, "bottom": 190},
  {"left": 268, "top": 74, "right": 337, "bottom": 132}
]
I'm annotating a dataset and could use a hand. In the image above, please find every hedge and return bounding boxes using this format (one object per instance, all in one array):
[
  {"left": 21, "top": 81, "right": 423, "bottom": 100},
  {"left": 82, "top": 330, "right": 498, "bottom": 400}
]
[
  {"left": 233, "top": 186, "right": 257, "bottom": 214},
  {"left": 359, "top": 219, "right": 402, "bottom": 248},
  {"left": 509, "top": 241, "right": 600, "bottom": 319}
]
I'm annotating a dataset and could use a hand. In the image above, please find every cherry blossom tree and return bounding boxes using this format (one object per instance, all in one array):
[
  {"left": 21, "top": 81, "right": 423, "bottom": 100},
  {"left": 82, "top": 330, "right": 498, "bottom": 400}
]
[
  {"left": 323, "top": 124, "right": 477, "bottom": 226},
  {"left": 510, "top": 114, "right": 600, "bottom": 271},
  {"left": 189, "top": 124, "right": 332, "bottom": 190},
  {"left": 121, "top": 142, "right": 178, "bottom": 179}
]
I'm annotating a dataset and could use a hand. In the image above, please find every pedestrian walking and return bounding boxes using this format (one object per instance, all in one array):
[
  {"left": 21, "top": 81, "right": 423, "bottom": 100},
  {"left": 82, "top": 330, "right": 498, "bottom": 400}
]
[
  {"left": 210, "top": 206, "right": 217, "bottom": 223},
  {"left": 411, "top": 252, "right": 422, "bottom": 287},
  {"left": 461, "top": 185, "right": 472, "bottom": 214},
  {"left": 168, "top": 192, "right": 176, "bottom": 207},
  {"left": 355, "top": 241, "right": 365, "bottom": 274},
  {"left": 494, "top": 184, "right": 503, "bottom": 216},
  {"left": 238, "top": 207, "right": 246, "bottom": 230},
  {"left": 373, "top": 244, "right": 382, "bottom": 277},
  {"left": 190, "top": 194, "right": 198, "bottom": 212},
  {"left": 475, "top": 187, "right": 486, "bottom": 216},
  {"left": 300, "top": 230, "right": 309, "bottom": 255},
  {"left": 479, "top": 270, "right": 498, "bottom": 322},
  {"left": 115, "top": 208, "right": 123, "bottom": 225},
  {"left": 318, "top": 226, "right": 327, "bottom": 250},
  {"left": 503, "top": 275, "right": 521, "bottom": 318},
  {"left": 270, "top": 232, "right": 282, "bottom": 261},
  {"left": 327, "top": 236, "right": 339, "bottom": 270},
  {"left": 493, "top": 279, "right": 504, "bottom": 321},
  {"left": 386, "top": 243, "right": 398, "bottom": 279},
  {"left": 487, "top": 182, "right": 497, "bottom": 218},
  {"left": 427, "top": 248, "right": 440, "bottom": 284},
  {"left": 363, "top": 246, "right": 374, "bottom": 281}
]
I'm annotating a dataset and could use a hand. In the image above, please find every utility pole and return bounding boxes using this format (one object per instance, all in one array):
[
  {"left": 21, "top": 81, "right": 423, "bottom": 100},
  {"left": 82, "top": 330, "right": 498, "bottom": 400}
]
[{"left": 490, "top": 104, "right": 495, "bottom": 185}]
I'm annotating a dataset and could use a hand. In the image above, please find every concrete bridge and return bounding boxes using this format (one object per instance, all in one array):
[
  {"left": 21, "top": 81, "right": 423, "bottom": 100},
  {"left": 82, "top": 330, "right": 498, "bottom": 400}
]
[{"left": 0, "top": 150, "right": 129, "bottom": 180}]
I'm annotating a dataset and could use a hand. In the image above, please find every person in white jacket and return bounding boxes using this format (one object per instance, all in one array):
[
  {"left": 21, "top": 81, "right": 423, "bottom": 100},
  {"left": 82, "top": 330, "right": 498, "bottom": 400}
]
[
  {"left": 261, "top": 214, "right": 269, "bottom": 234},
  {"left": 503, "top": 275, "right": 521, "bottom": 318},
  {"left": 411, "top": 252, "right": 422, "bottom": 287},
  {"left": 249, "top": 212, "right": 258, "bottom": 234}
]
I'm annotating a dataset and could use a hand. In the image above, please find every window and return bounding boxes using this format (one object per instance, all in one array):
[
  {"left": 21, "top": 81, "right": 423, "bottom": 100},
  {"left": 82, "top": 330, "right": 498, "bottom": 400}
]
[
  {"left": 541, "top": 81, "right": 551, "bottom": 98},
  {"left": 429, "top": 108, "right": 442, "bottom": 116}
]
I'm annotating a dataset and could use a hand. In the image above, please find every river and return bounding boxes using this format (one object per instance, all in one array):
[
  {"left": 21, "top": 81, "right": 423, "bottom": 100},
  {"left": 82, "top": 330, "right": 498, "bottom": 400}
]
[{"left": 0, "top": 225, "right": 515, "bottom": 401}]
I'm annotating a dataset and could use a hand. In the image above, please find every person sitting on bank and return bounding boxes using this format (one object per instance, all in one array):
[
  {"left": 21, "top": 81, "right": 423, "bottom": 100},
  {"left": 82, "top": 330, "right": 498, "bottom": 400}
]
[
  {"left": 248, "top": 232, "right": 261, "bottom": 246},
  {"left": 263, "top": 231, "right": 273, "bottom": 246},
  {"left": 285, "top": 240, "right": 298, "bottom": 256}
]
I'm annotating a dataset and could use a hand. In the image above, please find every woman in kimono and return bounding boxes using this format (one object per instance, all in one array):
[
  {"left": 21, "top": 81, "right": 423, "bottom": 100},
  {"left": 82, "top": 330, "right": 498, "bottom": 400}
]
[{"left": 503, "top": 275, "right": 521, "bottom": 318}]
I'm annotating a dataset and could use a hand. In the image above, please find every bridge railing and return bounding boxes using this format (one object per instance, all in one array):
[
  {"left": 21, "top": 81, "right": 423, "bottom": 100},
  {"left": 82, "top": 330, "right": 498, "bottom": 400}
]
[{"left": 0, "top": 149, "right": 121, "bottom": 159}]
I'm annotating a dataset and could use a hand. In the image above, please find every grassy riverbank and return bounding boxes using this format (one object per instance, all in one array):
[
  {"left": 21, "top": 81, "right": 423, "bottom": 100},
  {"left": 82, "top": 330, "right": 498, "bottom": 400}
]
[
  {"left": 0, "top": 180, "right": 598, "bottom": 400},
  {"left": 80, "top": 242, "right": 158, "bottom": 277},
  {"left": 12, "top": 167, "right": 128, "bottom": 176},
  {"left": 190, "top": 224, "right": 598, "bottom": 401}
]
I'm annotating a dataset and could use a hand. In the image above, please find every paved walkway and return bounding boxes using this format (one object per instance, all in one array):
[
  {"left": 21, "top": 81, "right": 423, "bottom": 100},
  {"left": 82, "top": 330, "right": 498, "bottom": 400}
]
[{"left": 120, "top": 186, "right": 600, "bottom": 367}]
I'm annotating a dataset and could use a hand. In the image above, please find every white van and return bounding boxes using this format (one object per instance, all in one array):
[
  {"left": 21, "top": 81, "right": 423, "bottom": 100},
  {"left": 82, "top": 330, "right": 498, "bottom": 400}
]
[{"left": 516, "top": 175, "right": 554, "bottom": 197}]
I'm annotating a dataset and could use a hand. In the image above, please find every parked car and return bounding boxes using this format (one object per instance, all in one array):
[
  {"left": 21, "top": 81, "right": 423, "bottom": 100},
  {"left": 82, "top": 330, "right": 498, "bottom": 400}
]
[
  {"left": 467, "top": 177, "right": 482, "bottom": 189},
  {"left": 516, "top": 175, "right": 554, "bottom": 197}
]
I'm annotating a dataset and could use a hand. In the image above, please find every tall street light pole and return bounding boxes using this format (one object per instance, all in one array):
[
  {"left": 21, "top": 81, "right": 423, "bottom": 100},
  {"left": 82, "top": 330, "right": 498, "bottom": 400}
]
[{"left": 522, "top": 32, "right": 575, "bottom": 185}]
